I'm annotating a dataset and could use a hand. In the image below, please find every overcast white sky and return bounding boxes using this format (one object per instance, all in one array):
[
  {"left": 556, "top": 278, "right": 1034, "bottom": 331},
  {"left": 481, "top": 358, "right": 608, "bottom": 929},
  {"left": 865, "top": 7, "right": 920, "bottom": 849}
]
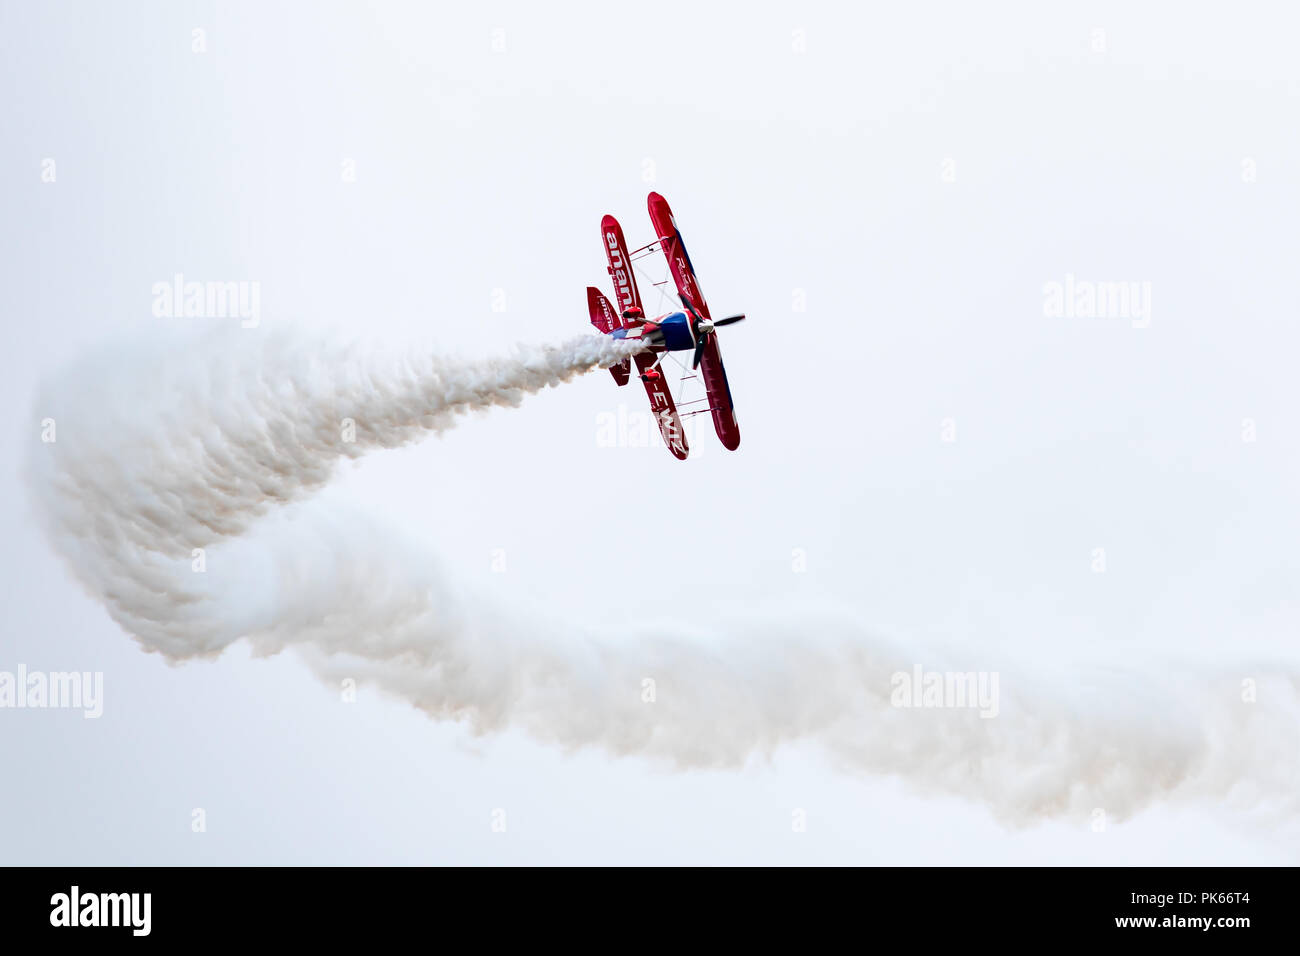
[{"left": 3, "top": 1, "right": 1299, "bottom": 864}]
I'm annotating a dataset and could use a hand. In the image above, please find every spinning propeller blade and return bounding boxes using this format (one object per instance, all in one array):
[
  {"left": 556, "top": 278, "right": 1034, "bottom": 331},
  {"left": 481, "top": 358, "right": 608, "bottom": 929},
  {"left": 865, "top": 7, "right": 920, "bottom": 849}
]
[{"left": 681, "top": 295, "right": 744, "bottom": 369}]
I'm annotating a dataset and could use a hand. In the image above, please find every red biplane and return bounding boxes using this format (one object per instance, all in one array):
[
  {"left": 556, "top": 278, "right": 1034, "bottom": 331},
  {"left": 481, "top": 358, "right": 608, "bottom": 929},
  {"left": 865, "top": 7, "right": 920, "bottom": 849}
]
[{"left": 587, "top": 192, "right": 744, "bottom": 460}]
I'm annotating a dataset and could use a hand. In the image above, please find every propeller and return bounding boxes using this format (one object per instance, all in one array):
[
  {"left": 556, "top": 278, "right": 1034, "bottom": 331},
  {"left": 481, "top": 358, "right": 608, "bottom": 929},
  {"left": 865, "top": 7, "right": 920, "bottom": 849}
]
[
  {"left": 681, "top": 295, "right": 746, "bottom": 369},
  {"left": 691, "top": 338, "right": 708, "bottom": 370}
]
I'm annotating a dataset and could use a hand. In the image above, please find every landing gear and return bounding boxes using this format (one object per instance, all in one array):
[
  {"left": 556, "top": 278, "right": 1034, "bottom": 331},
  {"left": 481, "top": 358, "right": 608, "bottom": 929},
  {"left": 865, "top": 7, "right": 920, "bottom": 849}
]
[{"left": 639, "top": 351, "right": 666, "bottom": 382}]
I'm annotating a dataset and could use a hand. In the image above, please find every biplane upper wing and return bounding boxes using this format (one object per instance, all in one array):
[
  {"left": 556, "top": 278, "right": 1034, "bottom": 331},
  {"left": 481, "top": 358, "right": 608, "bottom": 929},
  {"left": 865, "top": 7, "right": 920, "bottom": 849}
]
[
  {"left": 645, "top": 192, "right": 740, "bottom": 451},
  {"left": 601, "top": 214, "right": 688, "bottom": 459}
]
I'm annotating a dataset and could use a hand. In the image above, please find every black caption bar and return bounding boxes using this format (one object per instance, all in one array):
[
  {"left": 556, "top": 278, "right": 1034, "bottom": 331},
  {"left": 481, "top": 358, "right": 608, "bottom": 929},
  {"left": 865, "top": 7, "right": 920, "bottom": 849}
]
[{"left": 0, "top": 866, "right": 1287, "bottom": 943}]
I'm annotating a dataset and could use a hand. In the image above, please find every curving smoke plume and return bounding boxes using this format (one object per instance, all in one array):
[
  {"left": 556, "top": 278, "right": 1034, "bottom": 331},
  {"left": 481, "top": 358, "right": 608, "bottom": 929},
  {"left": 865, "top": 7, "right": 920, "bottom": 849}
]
[{"left": 27, "top": 328, "right": 1300, "bottom": 829}]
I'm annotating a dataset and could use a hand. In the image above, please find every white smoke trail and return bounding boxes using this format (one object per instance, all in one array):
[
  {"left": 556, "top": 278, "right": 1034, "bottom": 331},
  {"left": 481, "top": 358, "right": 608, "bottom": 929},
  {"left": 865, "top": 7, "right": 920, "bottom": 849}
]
[
  {"left": 27, "top": 328, "right": 1300, "bottom": 830},
  {"left": 30, "top": 328, "right": 641, "bottom": 656}
]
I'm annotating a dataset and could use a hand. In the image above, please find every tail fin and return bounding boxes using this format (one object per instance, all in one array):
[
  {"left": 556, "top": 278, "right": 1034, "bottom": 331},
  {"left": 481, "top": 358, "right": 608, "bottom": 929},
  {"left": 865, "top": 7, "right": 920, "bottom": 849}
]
[
  {"left": 587, "top": 287, "right": 630, "bottom": 386},
  {"left": 587, "top": 286, "right": 620, "bottom": 333}
]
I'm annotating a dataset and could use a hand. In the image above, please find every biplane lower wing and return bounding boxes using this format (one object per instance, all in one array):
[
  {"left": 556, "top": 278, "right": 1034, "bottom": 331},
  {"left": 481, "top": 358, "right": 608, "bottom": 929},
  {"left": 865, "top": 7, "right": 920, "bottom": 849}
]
[
  {"left": 636, "top": 353, "right": 688, "bottom": 459},
  {"left": 600, "top": 213, "right": 687, "bottom": 458},
  {"left": 646, "top": 191, "right": 741, "bottom": 450}
]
